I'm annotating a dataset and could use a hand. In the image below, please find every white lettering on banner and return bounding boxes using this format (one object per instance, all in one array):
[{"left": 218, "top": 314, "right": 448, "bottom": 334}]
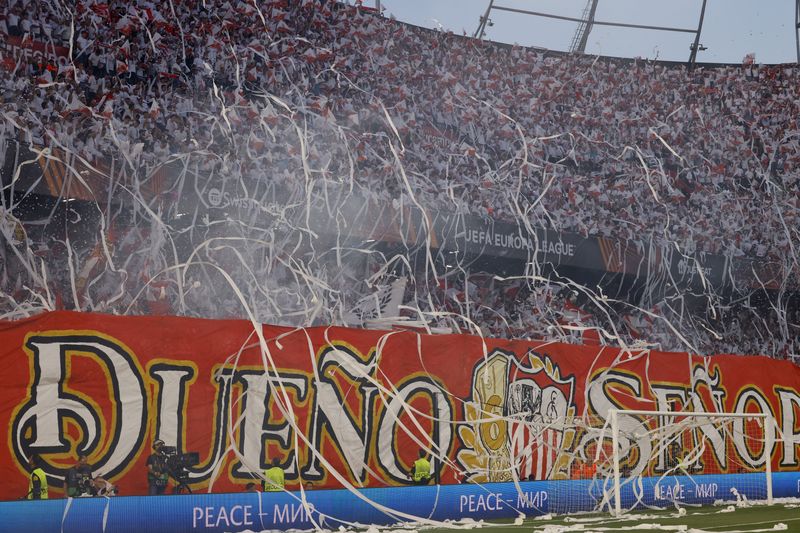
[
  {"left": 688, "top": 367, "right": 728, "bottom": 470},
  {"left": 777, "top": 389, "right": 800, "bottom": 467},
  {"left": 207, "top": 187, "right": 277, "bottom": 213},
  {"left": 583, "top": 371, "right": 652, "bottom": 479},
  {"left": 233, "top": 372, "right": 307, "bottom": 478},
  {"left": 150, "top": 366, "right": 195, "bottom": 452},
  {"left": 732, "top": 389, "right": 775, "bottom": 467},
  {"left": 646, "top": 371, "right": 731, "bottom": 473},
  {"left": 12, "top": 337, "right": 146, "bottom": 478},
  {"left": 192, "top": 505, "right": 253, "bottom": 528},
  {"left": 677, "top": 257, "right": 713, "bottom": 278},
  {"left": 151, "top": 365, "right": 236, "bottom": 483},
  {"left": 458, "top": 493, "right": 504, "bottom": 513},
  {"left": 13, "top": 332, "right": 800, "bottom": 494},
  {"left": 376, "top": 380, "right": 453, "bottom": 482},
  {"left": 273, "top": 503, "right": 314, "bottom": 524},
  {"left": 463, "top": 229, "right": 576, "bottom": 256},
  {"left": 302, "top": 346, "right": 378, "bottom": 481},
  {"left": 583, "top": 367, "right": 785, "bottom": 478},
  {"left": 654, "top": 482, "right": 685, "bottom": 500},
  {"left": 516, "top": 491, "right": 548, "bottom": 509},
  {"left": 541, "top": 239, "right": 576, "bottom": 257},
  {"left": 651, "top": 386, "right": 689, "bottom": 471},
  {"left": 695, "top": 483, "right": 718, "bottom": 498}
]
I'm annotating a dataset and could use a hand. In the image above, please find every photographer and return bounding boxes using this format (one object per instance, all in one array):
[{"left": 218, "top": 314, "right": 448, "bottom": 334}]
[
  {"left": 66, "top": 454, "right": 95, "bottom": 497},
  {"left": 147, "top": 440, "right": 169, "bottom": 495}
]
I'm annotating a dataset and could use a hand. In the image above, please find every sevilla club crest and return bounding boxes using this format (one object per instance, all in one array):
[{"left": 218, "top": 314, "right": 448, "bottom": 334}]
[{"left": 457, "top": 349, "right": 577, "bottom": 483}]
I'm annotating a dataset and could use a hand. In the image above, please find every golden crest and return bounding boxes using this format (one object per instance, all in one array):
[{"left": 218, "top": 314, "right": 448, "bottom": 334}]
[{"left": 457, "top": 349, "right": 577, "bottom": 483}]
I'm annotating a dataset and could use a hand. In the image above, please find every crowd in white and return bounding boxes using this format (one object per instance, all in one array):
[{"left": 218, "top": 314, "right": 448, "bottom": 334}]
[
  {"left": 0, "top": 0, "right": 797, "bottom": 358},
  {"left": 430, "top": 273, "right": 798, "bottom": 360}
]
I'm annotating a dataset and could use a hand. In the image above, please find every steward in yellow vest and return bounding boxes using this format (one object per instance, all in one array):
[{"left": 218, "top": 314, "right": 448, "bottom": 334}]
[
  {"left": 28, "top": 456, "right": 49, "bottom": 500},
  {"left": 263, "top": 458, "right": 285, "bottom": 492},
  {"left": 410, "top": 450, "right": 431, "bottom": 484}
]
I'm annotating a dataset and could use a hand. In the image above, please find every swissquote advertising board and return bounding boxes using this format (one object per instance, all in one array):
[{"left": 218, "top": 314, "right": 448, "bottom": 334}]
[{"left": 2, "top": 311, "right": 800, "bottom": 500}]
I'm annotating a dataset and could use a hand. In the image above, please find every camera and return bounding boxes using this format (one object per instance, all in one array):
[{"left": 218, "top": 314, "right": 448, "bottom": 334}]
[
  {"left": 66, "top": 461, "right": 96, "bottom": 497},
  {"left": 159, "top": 446, "right": 200, "bottom": 494},
  {"left": 161, "top": 447, "right": 200, "bottom": 471},
  {"left": 77, "top": 473, "right": 95, "bottom": 495}
]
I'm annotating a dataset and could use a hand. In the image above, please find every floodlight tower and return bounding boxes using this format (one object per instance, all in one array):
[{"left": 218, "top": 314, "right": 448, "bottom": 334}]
[
  {"left": 796, "top": 0, "right": 800, "bottom": 62},
  {"left": 473, "top": 0, "right": 495, "bottom": 39},
  {"left": 569, "top": 0, "right": 599, "bottom": 54},
  {"left": 687, "top": 0, "right": 709, "bottom": 66},
  {"left": 475, "top": 0, "right": 716, "bottom": 68}
]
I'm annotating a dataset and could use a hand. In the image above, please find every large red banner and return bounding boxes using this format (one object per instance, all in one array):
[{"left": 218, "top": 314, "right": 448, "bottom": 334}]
[{"left": 2, "top": 311, "right": 800, "bottom": 500}]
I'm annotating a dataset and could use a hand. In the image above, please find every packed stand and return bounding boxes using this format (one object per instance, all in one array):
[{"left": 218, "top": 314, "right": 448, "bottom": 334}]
[{"left": 0, "top": 0, "right": 798, "bottom": 359}]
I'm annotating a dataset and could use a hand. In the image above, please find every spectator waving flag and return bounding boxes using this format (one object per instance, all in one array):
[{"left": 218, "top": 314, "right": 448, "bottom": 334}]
[{"left": 344, "top": 278, "right": 407, "bottom": 328}]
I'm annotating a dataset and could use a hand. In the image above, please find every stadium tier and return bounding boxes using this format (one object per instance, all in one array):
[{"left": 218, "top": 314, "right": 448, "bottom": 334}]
[
  {"left": 1, "top": 0, "right": 800, "bottom": 530},
  {"left": 1, "top": 0, "right": 798, "bottom": 358}
]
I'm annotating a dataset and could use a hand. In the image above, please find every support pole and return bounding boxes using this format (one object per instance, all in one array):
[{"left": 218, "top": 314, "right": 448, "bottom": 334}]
[
  {"left": 688, "top": 0, "right": 709, "bottom": 68},
  {"left": 796, "top": 0, "right": 800, "bottom": 64},
  {"left": 611, "top": 409, "right": 621, "bottom": 517},
  {"left": 474, "top": 0, "right": 496, "bottom": 39},
  {"left": 433, "top": 392, "right": 441, "bottom": 485},
  {"left": 575, "top": 0, "right": 600, "bottom": 54},
  {"left": 765, "top": 415, "right": 774, "bottom": 504}
]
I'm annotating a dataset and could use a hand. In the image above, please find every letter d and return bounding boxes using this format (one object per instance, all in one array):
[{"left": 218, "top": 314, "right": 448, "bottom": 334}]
[{"left": 12, "top": 335, "right": 146, "bottom": 479}]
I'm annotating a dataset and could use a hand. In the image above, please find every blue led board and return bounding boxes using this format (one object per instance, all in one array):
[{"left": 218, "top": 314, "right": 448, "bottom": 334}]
[{"left": 3, "top": 473, "right": 798, "bottom": 533}]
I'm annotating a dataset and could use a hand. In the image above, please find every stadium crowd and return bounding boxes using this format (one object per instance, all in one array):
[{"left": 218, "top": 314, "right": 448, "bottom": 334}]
[
  {"left": 426, "top": 272, "right": 799, "bottom": 360},
  {"left": 0, "top": 0, "right": 798, "bottom": 358}
]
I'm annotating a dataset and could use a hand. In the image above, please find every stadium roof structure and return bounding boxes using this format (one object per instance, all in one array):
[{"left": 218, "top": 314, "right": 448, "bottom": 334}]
[{"left": 471, "top": 0, "right": 800, "bottom": 65}]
